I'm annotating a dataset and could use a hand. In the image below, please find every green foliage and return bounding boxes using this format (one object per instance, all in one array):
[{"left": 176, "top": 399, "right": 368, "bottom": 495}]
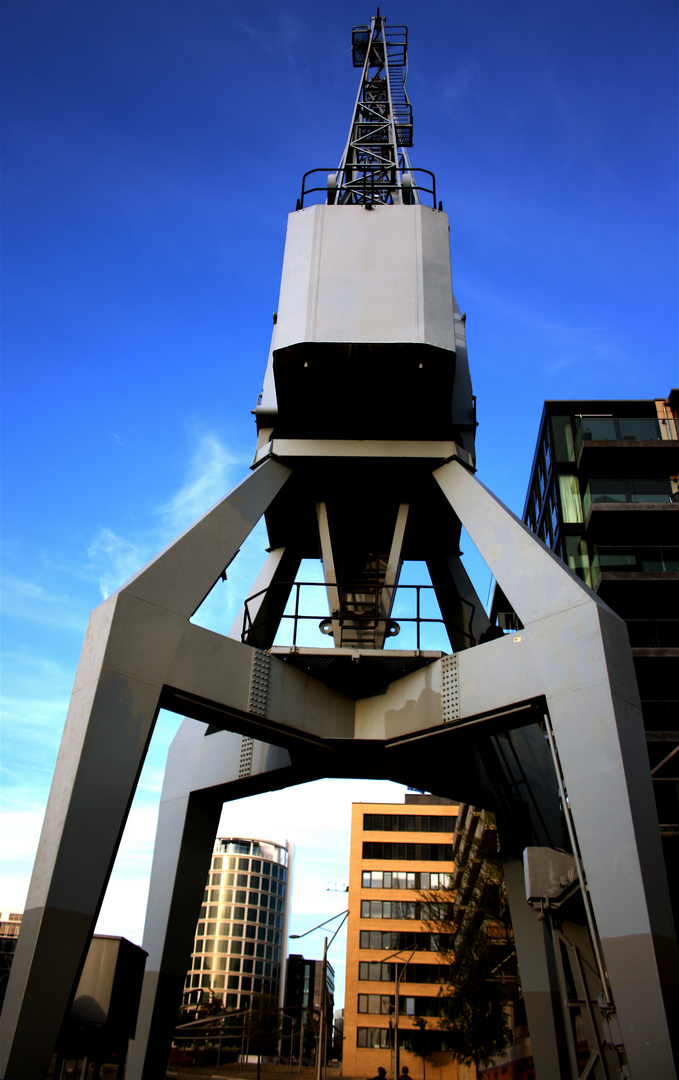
[
  {"left": 421, "top": 815, "right": 517, "bottom": 1069},
  {"left": 303, "top": 1009, "right": 319, "bottom": 1061},
  {"left": 437, "top": 947, "right": 509, "bottom": 1068},
  {"left": 405, "top": 1017, "right": 438, "bottom": 1068}
]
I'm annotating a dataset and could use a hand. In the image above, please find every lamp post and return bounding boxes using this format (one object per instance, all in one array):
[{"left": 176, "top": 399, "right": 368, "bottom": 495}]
[
  {"left": 280, "top": 1012, "right": 297, "bottom": 1072},
  {"left": 290, "top": 910, "right": 349, "bottom": 1080},
  {"left": 380, "top": 946, "right": 418, "bottom": 1080},
  {"left": 317, "top": 936, "right": 328, "bottom": 1080}
]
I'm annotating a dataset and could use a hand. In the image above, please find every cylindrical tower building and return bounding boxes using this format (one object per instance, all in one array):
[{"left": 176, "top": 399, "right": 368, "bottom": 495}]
[{"left": 183, "top": 836, "right": 293, "bottom": 1012}]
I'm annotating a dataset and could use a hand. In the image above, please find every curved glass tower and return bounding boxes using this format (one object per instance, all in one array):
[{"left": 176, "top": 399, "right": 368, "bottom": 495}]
[{"left": 183, "top": 837, "right": 292, "bottom": 1011}]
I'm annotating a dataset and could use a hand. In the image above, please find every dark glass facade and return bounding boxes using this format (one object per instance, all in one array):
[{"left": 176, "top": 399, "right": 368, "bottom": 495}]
[{"left": 502, "top": 391, "right": 679, "bottom": 930}]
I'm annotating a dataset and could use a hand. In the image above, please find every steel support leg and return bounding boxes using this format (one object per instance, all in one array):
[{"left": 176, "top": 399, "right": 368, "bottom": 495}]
[
  {"left": 426, "top": 553, "right": 490, "bottom": 651},
  {"left": 432, "top": 459, "right": 679, "bottom": 1078},
  {"left": 0, "top": 460, "right": 292, "bottom": 1080},
  {"left": 127, "top": 720, "right": 301, "bottom": 1080},
  {"left": 229, "top": 546, "right": 303, "bottom": 647},
  {"left": 128, "top": 783, "right": 222, "bottom": 1080}
]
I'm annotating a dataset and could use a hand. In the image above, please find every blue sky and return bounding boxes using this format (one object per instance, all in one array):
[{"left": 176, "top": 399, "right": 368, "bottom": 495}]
[{"left": 1, "top": 0, "right": 677, "bottom": 1011}]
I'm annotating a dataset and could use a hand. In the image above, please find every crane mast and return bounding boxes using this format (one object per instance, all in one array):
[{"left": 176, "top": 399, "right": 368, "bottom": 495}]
[{"left": 334, "top": 11, "right": 415, "bottom": 205}]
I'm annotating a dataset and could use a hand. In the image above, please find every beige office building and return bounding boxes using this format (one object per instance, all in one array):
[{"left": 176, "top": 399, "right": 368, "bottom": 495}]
[{"left": 343, "top": 796, "right": 466, "bottom": 1080}]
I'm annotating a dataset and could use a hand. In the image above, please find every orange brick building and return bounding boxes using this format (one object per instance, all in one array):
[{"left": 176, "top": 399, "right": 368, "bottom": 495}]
[{"left": 343, "top": 796, "right": 473, "bottom": 1080}]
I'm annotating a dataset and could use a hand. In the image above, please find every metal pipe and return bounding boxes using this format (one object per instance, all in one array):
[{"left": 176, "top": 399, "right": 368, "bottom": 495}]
[{"left": 543, "top": 712, "right": 613, "bottom": 1007}]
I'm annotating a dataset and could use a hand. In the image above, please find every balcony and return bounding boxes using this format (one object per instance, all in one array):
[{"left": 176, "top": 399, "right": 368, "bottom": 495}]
[
  {"left": 592, "top": 545, "right": 679, "bottom": 580},
  {"left": 583, "top": 479, "right": 678, "bottom": 542},
  {"left": 595, "top": 573, "right": 679, "bottom": 618},
  {"left": 575, "top": 416, "right": 679, "bottom": 477},
  {"left": 592, "top": 546, "right": 679, "bottom": 614}
]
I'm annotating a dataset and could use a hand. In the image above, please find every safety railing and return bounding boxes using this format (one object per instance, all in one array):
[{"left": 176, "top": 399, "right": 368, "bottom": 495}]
[
  {"left": 575, "top": 415, "right": 679, "bottom": 458},
  {"left": 298, "top": 167, "right": 437, "bottom": 209},
  {"left": 590, "top": 544, "right": 679, "bottom": 585},
  {"left": 241, "top": 580, "right": 473, "bottom": 650},
  {"left": 583, "top": 478, "right": 676, "bottom": 518}
]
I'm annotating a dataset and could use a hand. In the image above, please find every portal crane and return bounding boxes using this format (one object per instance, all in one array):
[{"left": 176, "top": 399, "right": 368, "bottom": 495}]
[{"left": 1, "top": 12, "right": 676, "bottom": 1080}]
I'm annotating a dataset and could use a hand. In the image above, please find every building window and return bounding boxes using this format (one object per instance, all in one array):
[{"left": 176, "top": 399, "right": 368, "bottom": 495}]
[
  {"left": 558, "top": 475, "right": 583, "bottom": 523},
  {"left": 361, "top": 870, "right": 452, "bottom": 889},
  {"left": 358, "top": 994, "right": 390, "bottom": 1014},
  {"left": 359, "top": 930, "right": 429, "bottom": 950},
  {"left": 551, "top": 416, "right": 575, "bottom": 462},
  {"left": 548, "top": 488, "right": 559, "bottom": 538},
  {"left": 357, "top": 1028, "right": 392, "bottom": 1049},
  {"left": 362, "top": 842, "right": 453, "bottom": 861},
  {"left": 360, "top": 900, "right": 425, "bottom": 919},
  {"left": 358, "top": 962, "right": 451, "bottom": 983},
  {"left": 358, "top": 995, "right": 416, "bottom": 1016},
  {"left": 564, "top": 536, "right": 592, "bottom": 587},
  {"left": 360, "top": 962, "right": 394, "bottom": 981},
  {"left": 363, "top": 814, "right": 454, "bottom": 832}
]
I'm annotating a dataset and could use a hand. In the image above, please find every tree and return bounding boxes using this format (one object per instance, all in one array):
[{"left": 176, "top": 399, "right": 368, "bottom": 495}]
[
  {"left": 423, "top": 811, "right": 518, "bottom": 1070},
  {"left": 437, "top": 940, "right": 509, "bottom": 1069},
  {"left": 245, "top": 993, "right": 281, "bottom": 1080},
  {"left": 303, "top": 1008, "right": 319, "bottom": 1064},
  {"left": 405, "top": 1017, "right": 438, "bottom": 1080}
]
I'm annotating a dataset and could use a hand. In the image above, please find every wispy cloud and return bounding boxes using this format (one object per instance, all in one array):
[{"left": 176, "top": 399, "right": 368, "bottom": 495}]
[
  {"left": 87, "top": 527, "right": 146, "bottom": 600},
  {"left": 3, "top": 577, "right": 57, "bottom": 603},
  {"left": 156, "top": 430, "right": 242, "bottom": 533},
  {"left": 0, "top": 576, "right": 87, "bottom": 632},
  {"left": 83, "top": 429, "right": 246, "bottom": 600}
]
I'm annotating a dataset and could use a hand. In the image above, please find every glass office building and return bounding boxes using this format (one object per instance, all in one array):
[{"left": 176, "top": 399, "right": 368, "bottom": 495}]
[
  {"left": 183, "top": 836, "right": 292, "bottom": 1011},
  {"left": 493, "top": 389, "right": 679, "bottom": 926}
]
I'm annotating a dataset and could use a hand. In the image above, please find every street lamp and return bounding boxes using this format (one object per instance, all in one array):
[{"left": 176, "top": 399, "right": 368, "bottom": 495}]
[
  {"left": 290, "top": 910, "right": 349, "bottom": 1080},
  {"left": 380, "top": 946, "right": 418, "bottom": 1080}
]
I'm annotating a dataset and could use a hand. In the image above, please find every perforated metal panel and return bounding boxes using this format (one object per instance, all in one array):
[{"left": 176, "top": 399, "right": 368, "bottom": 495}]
[
  {"left": 441, "top": 653, "right": 460, "bottom": 723},
  {"left": 248, "top": 649, "right": 270, "bottom": 717}
]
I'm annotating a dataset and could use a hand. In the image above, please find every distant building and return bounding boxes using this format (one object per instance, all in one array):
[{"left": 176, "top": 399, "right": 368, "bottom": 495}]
[
  {"left": 0, "top": 909, "right": 23, "bottom": 1013},
  {"left": 182, "top": 837, "right": 292, "bottom": 1012},
  {"left": 284, "top": 953, "right": 335, "bottom": 1065},
  {"left": 342, "top": 795, "right": 463, "bottom": 1080},
  {"left": 333, "top": 1007, "right": 344, "bottom": 1060},
  {"left": 492, "top": 390, "right": 679, "bottom": 925}
]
